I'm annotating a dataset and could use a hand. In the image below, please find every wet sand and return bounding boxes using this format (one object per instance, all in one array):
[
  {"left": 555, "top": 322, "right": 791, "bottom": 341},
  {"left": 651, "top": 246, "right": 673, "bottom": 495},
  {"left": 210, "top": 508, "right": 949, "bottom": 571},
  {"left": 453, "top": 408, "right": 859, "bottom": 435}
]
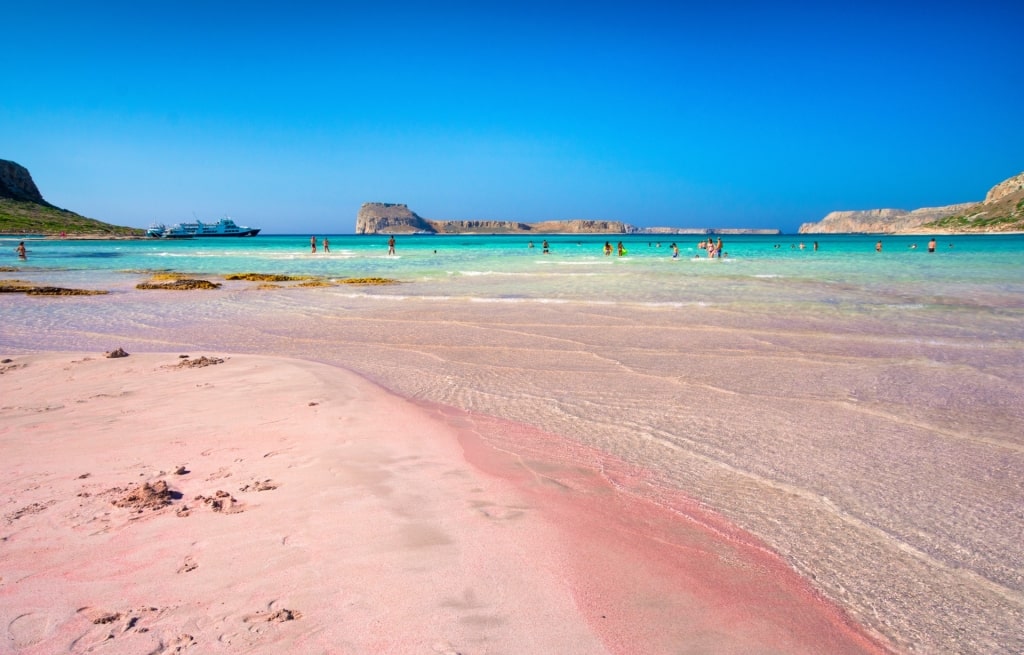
[{"left": 0, "top": 352, "right": 889, "bottom": 654}]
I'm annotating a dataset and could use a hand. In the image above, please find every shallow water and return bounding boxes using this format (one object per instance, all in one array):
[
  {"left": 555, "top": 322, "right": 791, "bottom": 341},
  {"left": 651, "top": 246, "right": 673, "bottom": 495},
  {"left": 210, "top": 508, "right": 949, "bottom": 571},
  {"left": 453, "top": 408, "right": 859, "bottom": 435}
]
[{"left": 3, "top": 232, "right": 1023, "bottom": 653}]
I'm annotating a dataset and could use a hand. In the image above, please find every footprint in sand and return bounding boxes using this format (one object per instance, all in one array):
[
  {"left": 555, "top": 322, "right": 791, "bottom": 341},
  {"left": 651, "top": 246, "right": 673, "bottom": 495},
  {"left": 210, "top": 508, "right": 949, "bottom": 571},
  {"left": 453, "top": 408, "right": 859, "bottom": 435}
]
[
  {"left": 149, "top": 633, "right": 195, "bottom": 654},
  {"left": 194, "top": 490, "right": 244, "bottom": 513},
  {"left": 239, "top": 479, "right": 278, "bottom": 492},
  {"left": 177, "top": 556, "right": 198, "bottom": 573},
  {"left": 4, "top": 500, "right": 56, "bottom": 524},
  {"left": 262, "top": 448, "right": 293, "bottom": 458},
  {"left": 8, "top": 612, "right": 53, "bottom": 649},
  {"left": 241, "top": 608, "right": 301, "bottom": 635},
  {"left": 205, "top": 466, "right": 232, "bottom": 481},
  {"left": 469, "top": 500, "right": 527, "bottom": 521},
  {"left": 71, "top": 605, "right": 161, "bottom": 650},
  {"left": 242, "top": 608, "right": 301, "bottom": 623}
]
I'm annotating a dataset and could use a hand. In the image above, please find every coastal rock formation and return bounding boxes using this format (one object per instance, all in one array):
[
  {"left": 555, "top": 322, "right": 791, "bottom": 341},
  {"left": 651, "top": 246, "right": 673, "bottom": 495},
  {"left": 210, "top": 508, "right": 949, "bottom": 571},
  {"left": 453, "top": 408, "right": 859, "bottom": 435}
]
[
  {"left": 355, "top": 202, "right": 630, "bottom": 234},
  {"left": 798, "top": 170, "right": 1024, "bottom": 234},
  {"left": 0, "top": 159, "right": 49, "bottom": 205},
  {"left": 429, "top": 218, "right": 632, "bottom": 234},
  {"left": 798, "top": 204, "right": 976, "bottom": 234},
  {"left": 919, "top": 171, "right": 1024, "bottom": 233},
  {"left": 355, "top": 202, "right": 776, "bottom": 235},
  {"left": 984, "top": 171, "right": 1024, "bottom": 204},
  {"left": 0, "top": 158, "right": 143, "bottom": 236},
  {"left": 355, "top": 203, "right": 433, "bottom": 234}
]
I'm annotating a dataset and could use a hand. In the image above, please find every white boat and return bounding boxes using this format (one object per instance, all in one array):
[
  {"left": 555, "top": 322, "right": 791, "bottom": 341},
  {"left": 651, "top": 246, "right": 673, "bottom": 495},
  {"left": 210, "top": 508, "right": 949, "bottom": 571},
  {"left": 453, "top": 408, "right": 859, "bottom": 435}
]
[{"left": 146, "top": 217, "right": 260, "bottom": 238}]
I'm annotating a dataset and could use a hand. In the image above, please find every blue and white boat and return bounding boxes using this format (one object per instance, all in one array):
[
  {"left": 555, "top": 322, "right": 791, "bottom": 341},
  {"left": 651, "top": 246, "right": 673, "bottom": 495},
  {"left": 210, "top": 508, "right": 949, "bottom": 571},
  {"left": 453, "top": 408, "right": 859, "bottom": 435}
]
[{"left": 146, "top": 217, "right": 261, "bottom": 238}]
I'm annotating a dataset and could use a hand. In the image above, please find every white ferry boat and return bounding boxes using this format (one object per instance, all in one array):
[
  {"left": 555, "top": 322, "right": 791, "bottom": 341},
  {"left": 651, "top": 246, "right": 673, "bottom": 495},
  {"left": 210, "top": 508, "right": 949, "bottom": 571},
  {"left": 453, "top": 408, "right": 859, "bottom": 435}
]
[{"left": 146, "top": 217, "right": 261, "bottom": 238}]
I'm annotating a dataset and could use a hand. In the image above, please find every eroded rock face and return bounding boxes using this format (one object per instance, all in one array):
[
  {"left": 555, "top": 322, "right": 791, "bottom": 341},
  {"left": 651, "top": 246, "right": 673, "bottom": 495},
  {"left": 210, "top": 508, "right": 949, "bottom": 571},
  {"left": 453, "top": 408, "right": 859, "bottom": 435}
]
[
  {"left": 798, "top": 170, "right": 1024, "bottom": 234},
  {"left": 355, "top": 202, "right": 635, "bottom": 234},
  {"left": 798, "top": 204, "right": 976, "bottom": 234},
  {"left": 0, "top": 159, "right": 48, "bottom": 204},
  {"left": 355, "top": 203, "right": 433, "bottom": 234},
  {"left": 984, "top": 171, "right": 1024, "bottom": 204}
]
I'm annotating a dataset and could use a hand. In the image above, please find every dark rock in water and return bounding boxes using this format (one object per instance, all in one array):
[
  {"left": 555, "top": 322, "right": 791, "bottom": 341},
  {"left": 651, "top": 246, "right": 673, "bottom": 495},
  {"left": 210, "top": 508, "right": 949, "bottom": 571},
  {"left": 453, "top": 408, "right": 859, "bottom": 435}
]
[
  {"left": 0, "top": 282, "right": 107, "bottom": 295},
  {"left": 25, "top": 286, "right": 109, "bottom": 295},
  {"left": 225, "top": 273, "right": 305, "bottom": 282},
  {"left": 136, "top": 279, "right": 222, "bottom": 290}
]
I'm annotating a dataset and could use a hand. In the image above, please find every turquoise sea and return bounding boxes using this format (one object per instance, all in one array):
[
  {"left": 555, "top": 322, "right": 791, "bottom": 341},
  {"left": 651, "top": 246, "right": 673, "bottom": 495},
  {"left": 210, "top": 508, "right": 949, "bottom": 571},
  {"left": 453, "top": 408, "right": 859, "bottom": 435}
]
[{"left": 5, "top": 232, "right": 1024, "bottom": 309}]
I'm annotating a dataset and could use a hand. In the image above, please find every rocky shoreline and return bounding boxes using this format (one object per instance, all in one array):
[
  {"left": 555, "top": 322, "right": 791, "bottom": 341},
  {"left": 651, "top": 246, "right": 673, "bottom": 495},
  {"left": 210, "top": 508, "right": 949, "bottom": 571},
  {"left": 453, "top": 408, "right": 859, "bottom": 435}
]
[{"left": 799, "top": 170, "right": 1023, "bottom": 234}]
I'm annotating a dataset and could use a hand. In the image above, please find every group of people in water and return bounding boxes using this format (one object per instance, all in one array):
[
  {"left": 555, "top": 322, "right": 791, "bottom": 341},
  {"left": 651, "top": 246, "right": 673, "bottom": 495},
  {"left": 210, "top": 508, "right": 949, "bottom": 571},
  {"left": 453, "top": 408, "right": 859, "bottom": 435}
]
[
  {"left": 697, "top": 237, "right": 725, "bottom": 258},
  {"left": 881, "top": 238, "right": 940, "bottom": 253},
  {"left": 602, "top": 241, "right": 629, "bottom": 257},
  {"left": 292, "top": 234, "right": 951, "bottom": 260},
  {"left": 309, "top": 236, "right": 330, "bottom": 253},
  {"left": 307, "top": 234, "right": 395, "bottom": 255}
]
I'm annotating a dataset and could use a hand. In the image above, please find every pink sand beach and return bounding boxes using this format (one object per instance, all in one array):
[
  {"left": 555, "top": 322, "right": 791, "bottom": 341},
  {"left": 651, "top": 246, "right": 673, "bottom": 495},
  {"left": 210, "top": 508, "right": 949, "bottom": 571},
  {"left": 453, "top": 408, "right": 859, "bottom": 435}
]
[
  {"left": 3, "top": 259, "right": 1023, "bottom": 654},
  {"left": 1, "top": 351, "right": 890, "bottom": 654}
]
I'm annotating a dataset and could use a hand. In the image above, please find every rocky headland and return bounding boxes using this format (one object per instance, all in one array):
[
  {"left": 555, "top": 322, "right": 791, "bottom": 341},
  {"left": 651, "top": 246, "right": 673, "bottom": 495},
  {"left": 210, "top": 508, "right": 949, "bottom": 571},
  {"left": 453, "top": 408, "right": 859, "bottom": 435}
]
[
  {"left": 355, "top": 202, "right": 780, "bottom": 235},
  {"left": 799, "top": 170, "right": 1024, "bottom": 234},
  {"left": 0, "top": 158, "right": 143, "bottom": 236},
  {"left": 0, "top": 159, "right": 50, "bottom": 205}
]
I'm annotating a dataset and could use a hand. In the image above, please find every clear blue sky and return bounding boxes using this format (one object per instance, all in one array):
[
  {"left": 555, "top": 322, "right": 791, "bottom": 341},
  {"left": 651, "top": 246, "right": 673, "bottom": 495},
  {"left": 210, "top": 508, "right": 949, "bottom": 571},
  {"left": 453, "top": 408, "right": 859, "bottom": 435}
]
[{"left": 3, "top": 1, "right": 1022, "bottom": 234}]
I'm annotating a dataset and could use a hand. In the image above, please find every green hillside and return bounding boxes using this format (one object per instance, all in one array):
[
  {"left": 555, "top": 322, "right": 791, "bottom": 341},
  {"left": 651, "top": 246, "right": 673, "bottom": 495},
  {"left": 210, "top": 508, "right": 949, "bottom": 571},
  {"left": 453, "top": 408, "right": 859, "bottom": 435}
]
[
  {"left": 922, "top": 173, "right": 1024, "bottom": 232},
  {"left": 0, "top": 198, "right": 144, "bottom": 236},
  {"left": 923, "top": 197, "right": 1024, "bottom": 232}
]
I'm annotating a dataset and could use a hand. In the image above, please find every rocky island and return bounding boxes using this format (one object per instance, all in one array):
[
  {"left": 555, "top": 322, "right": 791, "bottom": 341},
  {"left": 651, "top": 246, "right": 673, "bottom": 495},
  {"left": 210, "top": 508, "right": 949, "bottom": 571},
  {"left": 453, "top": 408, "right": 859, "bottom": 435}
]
[
  {"left": 799, "top": 170, "right": 1024, "bottom": 234},
  {"left": 355, "top": 202, "right": 780, "bottom": 235}
]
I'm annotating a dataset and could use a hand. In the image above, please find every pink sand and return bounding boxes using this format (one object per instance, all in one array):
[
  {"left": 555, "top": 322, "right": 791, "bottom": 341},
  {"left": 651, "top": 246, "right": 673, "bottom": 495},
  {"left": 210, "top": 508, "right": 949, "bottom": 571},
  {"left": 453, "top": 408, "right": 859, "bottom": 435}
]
[{"left": 0, "top": 352, "right": 891, "bottom": 653}]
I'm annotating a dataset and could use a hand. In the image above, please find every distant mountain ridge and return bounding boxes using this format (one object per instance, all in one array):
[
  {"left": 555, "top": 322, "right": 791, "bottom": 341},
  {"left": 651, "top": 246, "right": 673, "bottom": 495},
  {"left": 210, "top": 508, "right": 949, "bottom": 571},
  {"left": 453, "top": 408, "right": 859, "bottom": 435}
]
[
  {"left": 355, "top": 202, "right": 780, "bottom": 235},
  {"left": 799, "top": 170, "right": 1024, "bottom": 234}
]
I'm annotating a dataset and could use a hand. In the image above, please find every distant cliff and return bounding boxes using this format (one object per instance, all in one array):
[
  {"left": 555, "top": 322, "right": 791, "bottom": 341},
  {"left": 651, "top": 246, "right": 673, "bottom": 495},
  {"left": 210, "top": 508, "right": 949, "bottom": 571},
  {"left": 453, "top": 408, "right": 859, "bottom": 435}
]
[
  {"left": 0, "top": 158, "right": 144, "bottom": 236},
  {"left": 797, "top": 204, "right": 977, "bottom": 234},
  {"left": 798, "top": 170, "right": 1024, "bottom": 234},
  {"left": 0, "top": 159, "right": 51, "bottom": 205},
  {"left": 354, "top": 203, "right": 631, "bottom": 234},
  {"left": 355, "top": 202, "right": 779, "bottom": 235}
]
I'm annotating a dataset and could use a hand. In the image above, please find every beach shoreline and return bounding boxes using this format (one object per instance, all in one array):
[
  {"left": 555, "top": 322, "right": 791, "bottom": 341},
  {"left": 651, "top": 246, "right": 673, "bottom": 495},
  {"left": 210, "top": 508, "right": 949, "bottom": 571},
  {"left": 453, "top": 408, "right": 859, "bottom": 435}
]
[{"left": 0, "top": 351, "right": 894, "bottom": 654}]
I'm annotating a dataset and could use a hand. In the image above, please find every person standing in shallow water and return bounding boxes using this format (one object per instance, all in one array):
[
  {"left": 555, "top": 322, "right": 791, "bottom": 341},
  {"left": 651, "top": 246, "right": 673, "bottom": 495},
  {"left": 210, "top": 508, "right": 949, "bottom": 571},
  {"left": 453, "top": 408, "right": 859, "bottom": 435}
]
[
  {"left": 323, "top": 237, "right": 330, "bottom": 253},
  {"left": 387, "top": 235, "right": 396, "bottom": 255},
  {"left": 16, "top": 241, "right": 27, "bottom": 259},
  {"left": 875, "top": 240, "right": 883, "bottom": 252},
  {"left": 310, "top": 236, "right": 317, "bottom": 253},
  {"left": 928, "top": 238, "right": 936, "bottom": 253}
]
